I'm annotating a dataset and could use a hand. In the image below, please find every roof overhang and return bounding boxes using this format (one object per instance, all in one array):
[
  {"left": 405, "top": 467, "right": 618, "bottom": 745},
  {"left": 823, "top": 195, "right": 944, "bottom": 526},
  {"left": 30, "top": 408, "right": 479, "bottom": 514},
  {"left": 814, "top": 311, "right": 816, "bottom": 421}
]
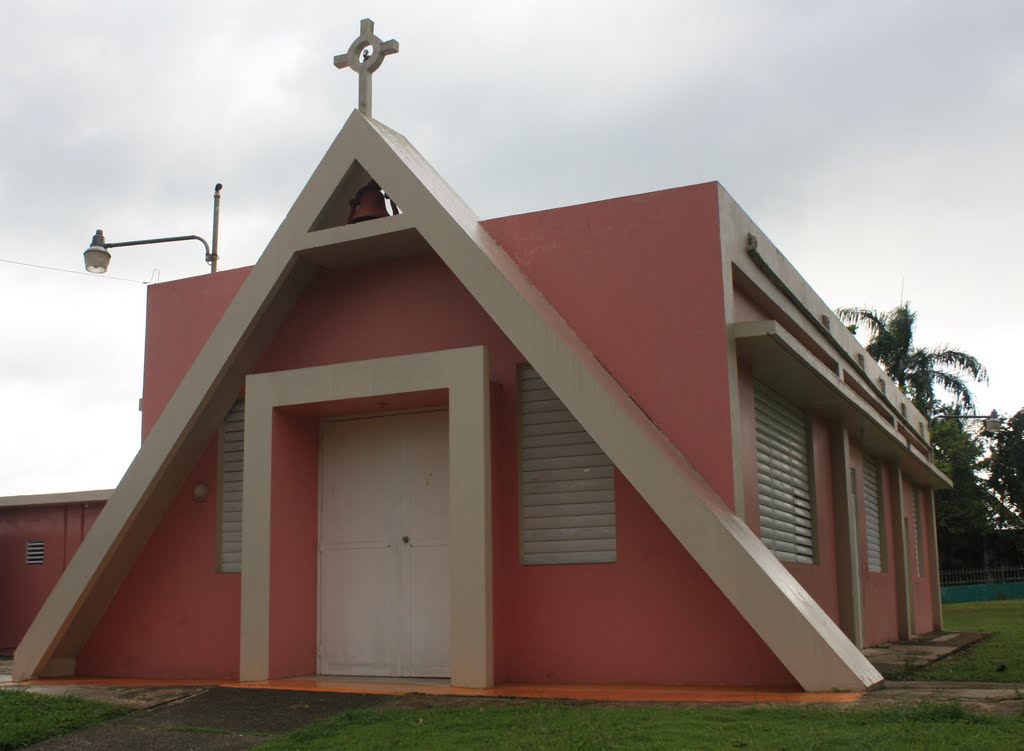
[
  {"left": 733, "top": 320, "right": 951, "bottom": 489},
  {"left": 0, "top": 489, "right": 113, "bottom": 510}
]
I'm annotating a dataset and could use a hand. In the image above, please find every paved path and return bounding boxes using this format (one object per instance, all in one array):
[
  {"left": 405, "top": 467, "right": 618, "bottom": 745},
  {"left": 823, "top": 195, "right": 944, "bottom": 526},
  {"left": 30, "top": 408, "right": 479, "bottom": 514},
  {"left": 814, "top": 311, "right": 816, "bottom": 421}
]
[
  {"left": 859, "top": 681, "right": 1024, "bottom": 717},
  {"left": 862, "top": 631, "right": 989, "bottom": 674},
  {"left": 23, "top": 687, "right": 389, "bottom": 750}
]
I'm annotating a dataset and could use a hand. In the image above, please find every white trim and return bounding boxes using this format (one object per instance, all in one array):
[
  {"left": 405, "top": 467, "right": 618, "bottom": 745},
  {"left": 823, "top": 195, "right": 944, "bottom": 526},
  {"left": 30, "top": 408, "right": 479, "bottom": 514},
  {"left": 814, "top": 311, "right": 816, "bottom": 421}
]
[
  {"left": 0, "top": 489, "right": 112, "bottom": 509},
  {"left": 240, "top": 346, "right": 491, "bottom": 688}
]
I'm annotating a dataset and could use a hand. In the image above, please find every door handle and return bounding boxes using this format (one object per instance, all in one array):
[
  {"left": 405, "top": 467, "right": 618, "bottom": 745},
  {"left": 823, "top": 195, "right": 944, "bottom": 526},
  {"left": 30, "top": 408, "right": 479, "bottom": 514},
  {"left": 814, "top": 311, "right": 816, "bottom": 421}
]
[{"left": 402, "top": 535, "right": 410, "bottom": 544}]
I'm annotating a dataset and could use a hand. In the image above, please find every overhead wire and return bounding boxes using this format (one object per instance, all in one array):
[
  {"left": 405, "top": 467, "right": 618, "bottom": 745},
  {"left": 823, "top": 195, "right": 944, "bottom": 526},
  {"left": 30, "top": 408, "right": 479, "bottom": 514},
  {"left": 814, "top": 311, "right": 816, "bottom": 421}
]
[{"left": 0, "top": 257, "right": 148, "bottom": 284}]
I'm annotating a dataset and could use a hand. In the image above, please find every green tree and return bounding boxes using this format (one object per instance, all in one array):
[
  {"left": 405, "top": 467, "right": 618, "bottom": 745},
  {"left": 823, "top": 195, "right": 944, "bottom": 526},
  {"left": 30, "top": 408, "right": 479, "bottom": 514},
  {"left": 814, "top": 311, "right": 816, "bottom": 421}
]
[
  {"left": 930, "top": 418, "right": 998, "bottom": 567},
  {"left": 835, "top": 303, "right": 988, "bottom": 417},
  {"left": 837, "top": 302, "right": 1002, "bottom": 567},
  {"left": 987, "top": 407, "right": 1024, "bottom": 531}
]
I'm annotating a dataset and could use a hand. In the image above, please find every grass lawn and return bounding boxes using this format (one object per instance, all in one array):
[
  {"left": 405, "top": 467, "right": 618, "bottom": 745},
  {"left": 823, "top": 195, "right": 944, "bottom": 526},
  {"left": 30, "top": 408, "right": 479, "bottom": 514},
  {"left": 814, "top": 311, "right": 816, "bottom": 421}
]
[
  {"left": 909, "top": 600, "right": 1024, "bottom": 682},
  {"left": 0, "top": 689, "right": 130, "bottom": 750},
  {"left": 254, "top": 702, "right": 1024, "bottom": 751}
]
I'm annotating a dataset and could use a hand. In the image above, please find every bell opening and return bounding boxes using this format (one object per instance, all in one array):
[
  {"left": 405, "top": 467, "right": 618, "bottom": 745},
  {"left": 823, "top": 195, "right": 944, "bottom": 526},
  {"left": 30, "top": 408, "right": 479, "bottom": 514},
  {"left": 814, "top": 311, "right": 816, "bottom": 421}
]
[
  {"left": 308, "top": 161, "right": 401, "bottom": 232},
  {"left": 348, "top": 179, "right": 399, "bottom": 224}
]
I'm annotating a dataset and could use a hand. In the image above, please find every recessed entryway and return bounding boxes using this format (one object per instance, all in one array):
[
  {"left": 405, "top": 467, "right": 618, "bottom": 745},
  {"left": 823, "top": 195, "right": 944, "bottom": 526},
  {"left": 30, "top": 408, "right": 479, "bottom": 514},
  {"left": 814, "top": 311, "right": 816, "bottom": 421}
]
[
  {"left": 241, "top": 347, "right": 492, "bottom": 687},
  {"left": 318, "top": 410, "right": 450, "bottom": 678}
]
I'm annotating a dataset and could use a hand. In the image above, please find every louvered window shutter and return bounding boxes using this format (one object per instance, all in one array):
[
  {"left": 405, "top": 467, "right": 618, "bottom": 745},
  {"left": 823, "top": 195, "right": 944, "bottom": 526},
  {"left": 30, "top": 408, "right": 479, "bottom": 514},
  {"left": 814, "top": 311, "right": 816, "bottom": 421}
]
[
  {"left": 219, "top": 400, "right": 244, "bottom": 573},
  {"left": 753, "top": 381, "right": 815, "bottom": 564},
  {"left": 863, "top": 454, "right": 884, "bottom": 573},
  {"left": 518, "top": 366, "right": 616, "bottom": 565}
]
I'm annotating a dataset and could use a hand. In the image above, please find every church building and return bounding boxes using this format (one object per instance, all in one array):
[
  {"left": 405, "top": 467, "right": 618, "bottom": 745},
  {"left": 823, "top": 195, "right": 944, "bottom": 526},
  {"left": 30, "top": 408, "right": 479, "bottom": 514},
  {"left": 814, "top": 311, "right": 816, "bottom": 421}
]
[{"left": 12, "top": 21, "right": 948, "bottom": 692}]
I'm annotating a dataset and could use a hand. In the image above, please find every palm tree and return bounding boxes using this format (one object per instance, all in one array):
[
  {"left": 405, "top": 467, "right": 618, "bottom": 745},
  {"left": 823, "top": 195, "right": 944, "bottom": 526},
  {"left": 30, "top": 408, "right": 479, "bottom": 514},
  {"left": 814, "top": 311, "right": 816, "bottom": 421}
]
[{"left": 835, "top": 303, "right": 988, "bottom": 417}]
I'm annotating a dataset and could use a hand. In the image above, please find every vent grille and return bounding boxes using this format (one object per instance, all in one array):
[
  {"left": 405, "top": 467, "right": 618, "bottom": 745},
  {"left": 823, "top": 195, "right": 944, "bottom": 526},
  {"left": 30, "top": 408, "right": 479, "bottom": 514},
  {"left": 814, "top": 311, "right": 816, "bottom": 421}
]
[
  {"left": 26, "top": 540, "right": 45, "bottom": 565},
  {"left": 754, "top": 381, "right": 815, "bottom": 564},
  {"left": 519, "top": 366, "right": 616, "bottom": 565},
  {"left": 219, "top": 400, "right": 244, "bottom": 573}
]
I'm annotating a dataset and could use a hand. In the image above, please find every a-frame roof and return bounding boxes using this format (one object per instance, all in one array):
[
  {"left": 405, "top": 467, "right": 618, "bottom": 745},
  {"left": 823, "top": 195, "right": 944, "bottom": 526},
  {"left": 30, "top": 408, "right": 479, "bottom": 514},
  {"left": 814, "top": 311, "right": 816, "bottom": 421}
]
[{"left": 16, "top": 111, "right": 882, "bottom": 691}]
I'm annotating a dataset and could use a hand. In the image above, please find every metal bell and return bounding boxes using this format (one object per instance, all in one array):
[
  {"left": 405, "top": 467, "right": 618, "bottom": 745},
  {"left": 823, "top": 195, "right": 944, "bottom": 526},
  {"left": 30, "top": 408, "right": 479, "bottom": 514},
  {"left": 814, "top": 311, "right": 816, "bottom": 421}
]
[{"left": 348, "top": 180, "right": 391, "bottom": 223}]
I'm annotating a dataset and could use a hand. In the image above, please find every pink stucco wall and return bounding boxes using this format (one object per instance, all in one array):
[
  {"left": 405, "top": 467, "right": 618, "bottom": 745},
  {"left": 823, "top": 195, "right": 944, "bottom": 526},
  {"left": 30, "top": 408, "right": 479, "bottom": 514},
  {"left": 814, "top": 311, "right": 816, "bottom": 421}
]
[
  {"left": 268, "top": 411, "right": 320, "bottom": 678},
  {"left": 849, "top": 443, "right": 900, "bottom": 647},
  {"left": 77, "top": 186, "right": 797, "bottom": 687},
  {"left": 141, "top": 267, "right": 250, "bottom": 438},
  {"left": 77, "top": 444, "right": 242, "bottom": 678},
  {"left": 484, "top": 182, "right": 737, "bottom": 510},
  {"left": 904, "top": 482, "right": 938, "bottom": 634},
  {"left": 0, "top": 503, "right": 101, "bottom": 654}
]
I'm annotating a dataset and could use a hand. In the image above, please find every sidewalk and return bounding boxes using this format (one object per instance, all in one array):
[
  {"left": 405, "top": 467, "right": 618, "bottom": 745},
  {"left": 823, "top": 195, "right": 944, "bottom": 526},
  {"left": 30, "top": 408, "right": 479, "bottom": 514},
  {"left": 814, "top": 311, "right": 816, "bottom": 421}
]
[
  {"left": 861, "top": 630, "right": 989, "bottom": 674},
  {"left": 20, "top": 686, "right": 389, "bottom": 751}
]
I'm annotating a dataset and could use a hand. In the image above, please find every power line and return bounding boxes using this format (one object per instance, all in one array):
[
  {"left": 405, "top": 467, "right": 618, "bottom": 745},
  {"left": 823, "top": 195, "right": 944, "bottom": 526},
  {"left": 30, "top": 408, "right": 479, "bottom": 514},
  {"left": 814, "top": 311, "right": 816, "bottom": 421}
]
[{"left": 0, "top": 257, "right": 146, "bottom": 284}]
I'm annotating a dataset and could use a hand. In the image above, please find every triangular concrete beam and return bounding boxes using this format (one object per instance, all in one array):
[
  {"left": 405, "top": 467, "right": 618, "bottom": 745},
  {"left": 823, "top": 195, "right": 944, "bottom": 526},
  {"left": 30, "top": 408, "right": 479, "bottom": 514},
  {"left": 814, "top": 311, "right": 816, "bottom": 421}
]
[{"left": 16, "top": 111, "right": 881, "bottom": 692}]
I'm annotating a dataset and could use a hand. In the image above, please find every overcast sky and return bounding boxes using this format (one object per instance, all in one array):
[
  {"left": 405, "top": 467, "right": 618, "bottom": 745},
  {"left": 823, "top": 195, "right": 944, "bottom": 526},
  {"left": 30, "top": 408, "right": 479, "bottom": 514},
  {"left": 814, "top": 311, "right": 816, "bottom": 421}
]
[{"left": 1, "top": 1, "right": 1022, "bottom": 495}]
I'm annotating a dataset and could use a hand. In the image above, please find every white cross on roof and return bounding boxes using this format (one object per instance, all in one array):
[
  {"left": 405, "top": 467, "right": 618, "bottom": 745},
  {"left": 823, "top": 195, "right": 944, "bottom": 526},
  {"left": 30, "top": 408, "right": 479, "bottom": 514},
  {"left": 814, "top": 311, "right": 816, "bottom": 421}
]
[{"left": 334, "top": 18, "right": 399, "bottom": 118}]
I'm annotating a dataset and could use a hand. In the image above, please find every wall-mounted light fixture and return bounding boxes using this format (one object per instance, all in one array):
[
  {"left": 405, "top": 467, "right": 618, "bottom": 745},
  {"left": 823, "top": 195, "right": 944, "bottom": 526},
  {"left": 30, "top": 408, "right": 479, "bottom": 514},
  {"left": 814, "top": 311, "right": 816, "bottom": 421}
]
[
  {"left": 193, "top": 483, "right": 210, "bottom": 503},
  {"left": 934, "top": 410, "right": 1003, "bottom": 435},
  {"left": 83, "top": 184, "right": 222, "bottom": 274}
]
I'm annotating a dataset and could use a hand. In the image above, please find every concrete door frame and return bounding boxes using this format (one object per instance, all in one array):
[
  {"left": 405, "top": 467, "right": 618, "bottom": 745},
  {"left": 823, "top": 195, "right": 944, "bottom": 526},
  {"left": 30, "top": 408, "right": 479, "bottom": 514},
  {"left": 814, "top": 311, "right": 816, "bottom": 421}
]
[{"left": 239, "top": 346, "right": 492, "bottom": 687}]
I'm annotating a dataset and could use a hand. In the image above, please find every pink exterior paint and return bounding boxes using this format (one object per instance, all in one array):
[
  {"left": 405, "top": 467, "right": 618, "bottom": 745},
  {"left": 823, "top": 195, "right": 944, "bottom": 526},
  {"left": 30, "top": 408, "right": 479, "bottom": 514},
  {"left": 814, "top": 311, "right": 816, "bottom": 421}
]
[
  {"left": 141, "top": 267, "right": 250, "bottom": 437},
  {"left": 268, "top": 410, "right": 319, "bottom": 678},
  {"left": 484, "top": 183, "right": 737, "bottom": 509},
  {"left": 732, "top": 288, "right": 771, "bottom": 324},
  {"left": 849, "top": 444, "right": 900, "bottom": 647},
  {"left": 0, "top": 503, "right": 102, "bottom": 654},
  {"left": 77, "top": 441, "right": 241, "bottom": 678},
  {"left": 905, "top": 484, "right": 938, "bottom": 634},
  {"left": 76, "top": 187, "right": 798, "bottom": 686}
]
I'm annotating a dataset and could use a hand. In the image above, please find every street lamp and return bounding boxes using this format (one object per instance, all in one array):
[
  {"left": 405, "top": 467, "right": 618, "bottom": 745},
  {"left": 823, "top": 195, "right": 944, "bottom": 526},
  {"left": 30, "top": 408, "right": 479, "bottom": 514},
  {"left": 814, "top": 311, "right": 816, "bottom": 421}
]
[
  {"left": 934, "top": 410, "right": 1004, "bottom": 434},
  {"left": 83, "top": 184, "right": 222, "bottom": 275}
]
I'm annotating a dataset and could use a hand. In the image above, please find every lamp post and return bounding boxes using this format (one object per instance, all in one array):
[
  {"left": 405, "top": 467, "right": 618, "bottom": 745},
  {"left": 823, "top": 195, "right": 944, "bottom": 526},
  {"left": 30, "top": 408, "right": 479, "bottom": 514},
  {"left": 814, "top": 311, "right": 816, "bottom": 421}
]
[
  {"left": 934, "top": 410, "right": 1003, "bottom": 434},
  {"left": 83, "top": 183, "right": 222, "bottom": 275}
]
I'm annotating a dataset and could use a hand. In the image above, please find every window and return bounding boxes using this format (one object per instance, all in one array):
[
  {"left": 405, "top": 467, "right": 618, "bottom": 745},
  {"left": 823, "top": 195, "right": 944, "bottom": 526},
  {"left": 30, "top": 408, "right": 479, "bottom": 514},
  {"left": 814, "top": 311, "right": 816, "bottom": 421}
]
[
  {"left": 218, "top": 400, "right": 244, "bottom": 573},
  {"left": 25, "top": 540, "right": 44, "bottom": 565},
  {"left": 753, "top": 381, "right": 815, "bottom": 564},
  {"left": 862, "top": 453, "right": 884, "bottom": 573},
  {"left": 518, "top": 365, "right": 616, "bottom": 565}
]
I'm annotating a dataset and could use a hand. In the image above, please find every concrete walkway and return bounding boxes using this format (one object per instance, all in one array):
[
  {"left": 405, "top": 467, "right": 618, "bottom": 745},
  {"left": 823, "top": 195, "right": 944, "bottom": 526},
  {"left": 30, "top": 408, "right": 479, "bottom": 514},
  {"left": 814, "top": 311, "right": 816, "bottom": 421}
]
[
  {"left": 20, "top": 687, "right": 389, "bottom": 751},
  {"left": 860, "top": 681, "right": 1024, "bottom": 717},
  {"left": 861, "top": 630, "right": 989, "bottom": 674}
]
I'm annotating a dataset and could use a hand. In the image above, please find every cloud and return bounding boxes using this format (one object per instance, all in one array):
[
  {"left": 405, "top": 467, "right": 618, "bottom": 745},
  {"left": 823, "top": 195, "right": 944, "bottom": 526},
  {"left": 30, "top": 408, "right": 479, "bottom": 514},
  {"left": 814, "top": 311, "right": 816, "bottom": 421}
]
[{"left": 1, "top": 0, "right": 1022, "bottom": 493}]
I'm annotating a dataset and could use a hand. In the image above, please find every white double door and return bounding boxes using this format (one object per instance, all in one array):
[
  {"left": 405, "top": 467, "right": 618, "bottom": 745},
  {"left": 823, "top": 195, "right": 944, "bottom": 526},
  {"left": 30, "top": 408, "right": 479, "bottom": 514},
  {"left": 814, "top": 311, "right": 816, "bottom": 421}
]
[{"left": 318, "top": 410, "right": 450, "bottom": 677}]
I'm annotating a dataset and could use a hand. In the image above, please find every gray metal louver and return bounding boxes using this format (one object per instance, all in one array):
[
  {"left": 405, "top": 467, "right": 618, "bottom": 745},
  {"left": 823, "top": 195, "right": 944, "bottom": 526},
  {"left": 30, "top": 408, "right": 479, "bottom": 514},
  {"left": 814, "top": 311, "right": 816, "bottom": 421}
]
[
  {"left": 26, "top": 540, "right": 44, "bottom": 565},
  {"left": 219, "top": 400, "right": 244, "bottom": 573},
  {"left": 519, "top": 366, "right": 616, "bottom": 565},
  {"left": 753, "top": 381, "right": 815, "bottom": 564},
  {"left": 863, "top": 454, "right": 883, "bottom": 573}
]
